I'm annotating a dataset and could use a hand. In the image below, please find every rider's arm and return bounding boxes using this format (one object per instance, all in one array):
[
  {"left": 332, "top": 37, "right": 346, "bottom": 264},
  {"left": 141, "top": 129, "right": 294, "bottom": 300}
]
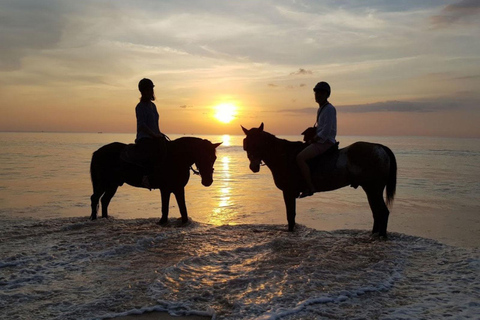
[
  {"left": 315, "top": 105, "right": 336, "bottom": 143},
  {"left": 136, "top": 105, "right": 165, "bottom": 139},
  {"left": 138, "top": 124, "right": 164, "bottom": 139}
]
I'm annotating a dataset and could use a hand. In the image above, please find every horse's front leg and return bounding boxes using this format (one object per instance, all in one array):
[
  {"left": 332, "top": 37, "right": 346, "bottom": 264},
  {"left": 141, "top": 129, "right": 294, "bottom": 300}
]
[
  {"left": 283, "top": 190, "right": 297, "bottom": 231},
  {"left": 158, "top": 189, "right": 170, "bottom": 225},
  {"left": 174, "top": 188, "right": 189, "bottom": 224}
]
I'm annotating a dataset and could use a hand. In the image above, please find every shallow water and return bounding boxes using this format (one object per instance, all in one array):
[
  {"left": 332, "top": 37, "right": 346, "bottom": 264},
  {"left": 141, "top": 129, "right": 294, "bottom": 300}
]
[
  {"left": 1, "top": 217, "right": 478, "bottom": 320},
  {"left": 1, "top": 132, "right": 480, "bottom": 319},
  {"left": 0, "top": 132, "right": 479, "bottom": 247}
]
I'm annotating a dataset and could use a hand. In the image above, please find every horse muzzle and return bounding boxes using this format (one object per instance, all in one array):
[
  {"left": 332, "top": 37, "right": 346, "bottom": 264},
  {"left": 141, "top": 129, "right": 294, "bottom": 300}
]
[
  {"left": 249, "top": 159, "right": 261, "bottom": 173},
  {"left": 201, "top": 176, "right": 213, "bottom": 187}
]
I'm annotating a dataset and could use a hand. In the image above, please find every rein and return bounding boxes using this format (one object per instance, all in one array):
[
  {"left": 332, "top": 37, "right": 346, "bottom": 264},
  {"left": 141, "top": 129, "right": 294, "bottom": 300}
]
[
  {"left": 164, "top": 134, "right": 201, "bottom": 176},
  {"left": 244, "top": 132, "right": 282, "bottom": 166},
  {"left": 190, "top": 166, "right": 201, "bottom": 175}
]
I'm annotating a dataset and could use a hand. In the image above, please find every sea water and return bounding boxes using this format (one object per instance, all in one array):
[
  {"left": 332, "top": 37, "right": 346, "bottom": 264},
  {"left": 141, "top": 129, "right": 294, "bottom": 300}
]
[{"left": 0, "top": 132, "right": 479, "bottom": 319}]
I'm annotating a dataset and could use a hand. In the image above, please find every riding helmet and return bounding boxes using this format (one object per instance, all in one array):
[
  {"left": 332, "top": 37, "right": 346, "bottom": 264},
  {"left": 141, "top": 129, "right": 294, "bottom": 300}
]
[
  {"left": 313, "top": 81, "right": 331, "bottom": 98},
  {"left": 138, "top": 78, "right": 155, "bottom": 92}
]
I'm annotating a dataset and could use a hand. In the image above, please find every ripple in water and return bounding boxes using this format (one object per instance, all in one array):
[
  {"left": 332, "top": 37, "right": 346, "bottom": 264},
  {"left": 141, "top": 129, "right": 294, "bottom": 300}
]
[{"left": 0, "top": 218, "right": 478, "bottom": 319}]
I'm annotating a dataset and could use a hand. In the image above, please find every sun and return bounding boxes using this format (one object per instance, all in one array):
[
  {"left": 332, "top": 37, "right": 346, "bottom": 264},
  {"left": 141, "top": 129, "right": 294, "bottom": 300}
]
[{"left": 214, "top": 103, "right": 236, "bottom": 124}]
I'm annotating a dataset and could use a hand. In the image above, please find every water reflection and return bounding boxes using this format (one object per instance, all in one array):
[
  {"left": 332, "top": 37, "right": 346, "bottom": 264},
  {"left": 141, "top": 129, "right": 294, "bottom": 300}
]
[
  {"left": 210, "top": 155, "right": 236, "bottom": 225},
  {"left": 218, "top": 187, "right": 231, "bottom": 207},
  {"left": 221, "top": 155, "right": 230, "bottom": 179},
  {"left": 221, "top": 134, "right": 231, "bottom": 147}
]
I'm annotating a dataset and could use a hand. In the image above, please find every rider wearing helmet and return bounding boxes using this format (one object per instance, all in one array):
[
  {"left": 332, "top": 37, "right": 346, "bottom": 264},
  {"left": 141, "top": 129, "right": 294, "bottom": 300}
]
[{"left": 296, "top": 81, "right": 337, "bottom": 198}]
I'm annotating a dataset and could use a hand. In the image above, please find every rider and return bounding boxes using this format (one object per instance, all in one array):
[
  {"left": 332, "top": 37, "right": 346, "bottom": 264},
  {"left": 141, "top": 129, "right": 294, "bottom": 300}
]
[
  {"left": 296, "top": 81, "right": 337, "bottom": 198},
  {"left": 135, "top": 78, "right": 166, "bottom": 189}
]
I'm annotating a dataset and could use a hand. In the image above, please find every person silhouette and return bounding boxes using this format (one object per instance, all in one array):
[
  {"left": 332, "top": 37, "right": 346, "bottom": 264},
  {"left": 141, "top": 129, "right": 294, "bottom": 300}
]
[
  {"left": 296, "top": 81, "right": 337, "bottom": 198},
  {"left": 134, "top": 78, "right": 166, "bottom": 189}
]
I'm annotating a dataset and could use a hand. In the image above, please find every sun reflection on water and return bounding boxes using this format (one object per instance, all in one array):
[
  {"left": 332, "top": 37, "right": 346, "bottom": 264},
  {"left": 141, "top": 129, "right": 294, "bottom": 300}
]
[
  {"left": 210, "top": 155, "right": 236, "bottom": 225},
  {"left": 221, "top": 134, "right": 231, "bottom": 146}
]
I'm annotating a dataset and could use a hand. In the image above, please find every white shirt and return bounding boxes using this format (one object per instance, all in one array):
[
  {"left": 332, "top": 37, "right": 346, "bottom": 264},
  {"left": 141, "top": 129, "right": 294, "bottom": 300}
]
[{"left": 315, "top": 102, "right": 337, "bottom": 144}]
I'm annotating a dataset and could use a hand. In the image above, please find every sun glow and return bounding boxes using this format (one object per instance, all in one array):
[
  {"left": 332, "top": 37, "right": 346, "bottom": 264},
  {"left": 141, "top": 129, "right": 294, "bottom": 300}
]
[{"left": 214, "top": 103, "right": 236, "bottom": 123}]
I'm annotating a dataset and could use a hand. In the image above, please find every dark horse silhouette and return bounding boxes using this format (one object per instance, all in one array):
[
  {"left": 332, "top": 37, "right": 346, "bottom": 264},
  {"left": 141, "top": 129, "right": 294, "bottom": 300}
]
[
  {"left": 242, "top": 123, "right": 397, "bottom": 237},
  {"left": 90, "top": 137, "right": 221, "bottom": 224}
]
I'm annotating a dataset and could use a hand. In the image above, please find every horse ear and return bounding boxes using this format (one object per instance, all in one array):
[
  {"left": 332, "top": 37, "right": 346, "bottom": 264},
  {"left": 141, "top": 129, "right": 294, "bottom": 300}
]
[
  {"left": 241, "top": 125, "right": 249, "bottom": 135},
  {"left": 259, "top": 123, "right": 264, "bottom": 131},
  {"left": 213, "top": 142, "right": 222, "bottom": 148}
]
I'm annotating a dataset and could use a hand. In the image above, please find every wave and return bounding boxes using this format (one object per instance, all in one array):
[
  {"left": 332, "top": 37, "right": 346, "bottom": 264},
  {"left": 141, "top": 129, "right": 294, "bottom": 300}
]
[{"left": 0, "top": 218, "right": 478, "bottom": 319}]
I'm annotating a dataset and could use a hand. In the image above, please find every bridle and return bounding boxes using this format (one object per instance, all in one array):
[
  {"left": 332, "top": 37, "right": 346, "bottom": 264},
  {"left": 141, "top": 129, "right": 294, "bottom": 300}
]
[
  {"left": 243, "top": 137, "right": 267, "bottom": 166},
  {"left": 192, "top": 149, "right": 215, "bottom": 177}
]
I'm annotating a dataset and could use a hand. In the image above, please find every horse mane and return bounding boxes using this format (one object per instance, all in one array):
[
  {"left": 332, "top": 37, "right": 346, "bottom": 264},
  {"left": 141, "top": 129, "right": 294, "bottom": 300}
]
[
  {"left": 169, "top": 136, "right": 217, "bottom": 155},
  {"left": 259, "top": 130, "right": 305, "bottom": 154}
]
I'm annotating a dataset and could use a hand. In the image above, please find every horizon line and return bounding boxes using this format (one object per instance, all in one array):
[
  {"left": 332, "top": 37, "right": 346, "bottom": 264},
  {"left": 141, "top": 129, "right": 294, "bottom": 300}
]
[{"left": 0, "top": 130, "right": 478, "bottom": 140}]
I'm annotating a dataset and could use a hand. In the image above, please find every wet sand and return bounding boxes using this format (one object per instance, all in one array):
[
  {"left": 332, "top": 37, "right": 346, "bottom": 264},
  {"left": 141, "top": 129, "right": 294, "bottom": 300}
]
[{"left": 106, "top": 312, "right": 211, "bottom": 320}]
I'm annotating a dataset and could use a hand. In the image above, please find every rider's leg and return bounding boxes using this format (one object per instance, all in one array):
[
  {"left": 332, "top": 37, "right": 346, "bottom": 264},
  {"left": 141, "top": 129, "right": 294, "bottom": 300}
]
[
  {"left": 296, "top": 144, "right": 320, "bottom": 198},
  {"left": 142, "top": 137, "right": 165, "bottom": 190}
]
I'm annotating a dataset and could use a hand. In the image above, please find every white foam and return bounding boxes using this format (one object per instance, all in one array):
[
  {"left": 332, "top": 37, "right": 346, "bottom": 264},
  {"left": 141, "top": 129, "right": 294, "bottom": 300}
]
[{"left": 0, "top": 218, "right": 478, "bottom": 319}]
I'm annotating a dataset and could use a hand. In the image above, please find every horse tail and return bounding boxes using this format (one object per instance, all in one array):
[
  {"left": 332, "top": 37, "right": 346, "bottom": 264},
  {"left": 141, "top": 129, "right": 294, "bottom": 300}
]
[{"left": 382, "top": 145, "right": 397, "bottom": 207}]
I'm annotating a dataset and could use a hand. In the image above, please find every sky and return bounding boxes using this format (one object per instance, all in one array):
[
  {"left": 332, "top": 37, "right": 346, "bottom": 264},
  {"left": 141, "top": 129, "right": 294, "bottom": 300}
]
[{"left": 0, "top": 0, "right": 479, "bottom": 137}]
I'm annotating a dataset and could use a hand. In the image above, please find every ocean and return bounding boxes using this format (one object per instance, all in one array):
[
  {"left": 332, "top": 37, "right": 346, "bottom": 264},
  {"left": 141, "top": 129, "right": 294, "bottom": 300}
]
[{"left": 0, "top": 132, "right": 479, "bottom": 319}]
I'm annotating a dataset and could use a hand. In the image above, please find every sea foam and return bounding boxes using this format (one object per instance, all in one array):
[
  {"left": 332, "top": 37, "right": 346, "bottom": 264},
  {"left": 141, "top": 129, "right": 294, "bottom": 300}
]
[{"left": 1, "top": 218, "right": 478, "bottom": 319}]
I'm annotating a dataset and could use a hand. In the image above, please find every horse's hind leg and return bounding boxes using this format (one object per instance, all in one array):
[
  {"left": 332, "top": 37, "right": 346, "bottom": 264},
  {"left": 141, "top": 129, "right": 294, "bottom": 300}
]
[
  {"left": 364, "top": 187, "right": 390, "bottom": 238},
  {"left": 90, "top": 191, "right": 103, "bottom": 220},
  {"left": 100, "top": 185, "right": 118, "bottom": 219}
]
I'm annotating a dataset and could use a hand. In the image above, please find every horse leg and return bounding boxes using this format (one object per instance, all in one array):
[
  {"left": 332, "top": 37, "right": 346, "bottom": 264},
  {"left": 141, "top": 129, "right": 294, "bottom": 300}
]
[
  {"left": 100, "top": 185, "right": 118, "bottom": 219},
  {"left": 90, "top": 159, "right": 104, "bottom": 220},
  {"left": 283, "top": 191, "right": 297, "bottom": 232},
  {"left": 158, "top": 189, "right": 171, "bottom": 225},
  {"left": 90, "top": 191, "right": 103, "bottom": 220},
  {"left": 364, "top": 187, "right": 390, "bottom": 238},
  {"left": 174, "top": 188, "right": 189, "bottom": 224}
]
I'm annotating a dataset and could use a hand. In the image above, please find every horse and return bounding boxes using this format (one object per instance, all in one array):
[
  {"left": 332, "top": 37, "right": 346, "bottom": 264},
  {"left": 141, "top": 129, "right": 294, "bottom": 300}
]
[
  {"left": 241, "top": 123, "right": 397, "bottom": 238},
  {"left": 90, "top": 137, "right": 221, "bottom": 224}
]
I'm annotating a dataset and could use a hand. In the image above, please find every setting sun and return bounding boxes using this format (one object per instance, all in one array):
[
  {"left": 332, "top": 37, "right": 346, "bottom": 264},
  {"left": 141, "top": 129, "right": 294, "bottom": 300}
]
[{"left": 214, "top": 103, "right": 236, "bottom": 123}]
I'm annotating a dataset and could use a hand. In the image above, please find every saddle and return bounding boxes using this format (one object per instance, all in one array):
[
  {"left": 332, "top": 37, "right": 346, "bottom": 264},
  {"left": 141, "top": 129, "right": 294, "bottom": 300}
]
[
  {"left": 120, "top": 143, "right": 148, "bottom": 168},
  {"left": 120, "top": 138, "right": 167, "bottom": 169},
  {"left": 307, "top": 142, "right": 340, "bottom": 172}
]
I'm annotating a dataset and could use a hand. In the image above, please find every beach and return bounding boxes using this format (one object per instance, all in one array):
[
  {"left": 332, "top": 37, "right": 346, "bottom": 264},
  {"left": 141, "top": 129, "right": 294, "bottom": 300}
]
[
  {"left": 106, "top": 312, "right": 210, "bottom": 320},
  {"left": 1, "top": 218, "right": 478, "bottom": 319}
]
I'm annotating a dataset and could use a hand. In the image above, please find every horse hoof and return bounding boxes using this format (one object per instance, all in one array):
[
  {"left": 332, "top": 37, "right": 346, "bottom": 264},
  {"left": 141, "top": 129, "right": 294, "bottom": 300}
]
[
  {"left": 90, "top": 216, "right": 97, "bottom": 221},
  {"left": 180, "top": 217, "right": 189, "bottom": 225},
  {"left": 158, "top": 218, "right": 168, "bottom": 225},
  {"left": 371, "top": 232, "right": 388, "bottom": 241}
]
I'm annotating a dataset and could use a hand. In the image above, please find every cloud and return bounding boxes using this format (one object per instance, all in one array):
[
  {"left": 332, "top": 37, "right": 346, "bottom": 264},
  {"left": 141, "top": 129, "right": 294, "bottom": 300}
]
[
  {"left": 0, "top": 1, "right": 65, "bottom": 71},
  {"left": 453, "top": 74, "right": 480, "bottom": 80},
  {"left": 267, "top": 82, "right": 306, "bottom": 89},
  {"left": 279, "top": 98, "right": 474, "bottom": 115},
  {"left": 430, "top": 0, "right": 480, "bottom": 28},
  {"left": 290, "top": 68, "right": 313, "bottom": 76},
  {"left": 278, "top": 108, "right": 316, "bottom": 114},
  {"left": 340, "top": 101, "right": 437, "bottom": 113}
]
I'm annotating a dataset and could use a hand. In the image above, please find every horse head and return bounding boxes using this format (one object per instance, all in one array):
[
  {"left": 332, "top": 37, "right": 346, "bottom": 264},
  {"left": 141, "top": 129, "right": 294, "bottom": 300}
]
[
  {"left": 193, "top": 139, "right": 222, "bottom": 186},
  {"left": 241, "top": 123, "right": 266, "bottom": 173}
]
